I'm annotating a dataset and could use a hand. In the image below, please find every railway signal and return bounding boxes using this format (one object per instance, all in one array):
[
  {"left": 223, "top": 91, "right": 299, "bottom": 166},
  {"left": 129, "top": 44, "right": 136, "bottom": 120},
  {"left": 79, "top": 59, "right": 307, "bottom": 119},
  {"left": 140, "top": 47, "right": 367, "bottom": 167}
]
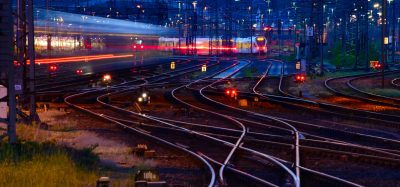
[
  {"left": 370, "top": 61, "right": 382, "bottom": 70},
  {"left": 384, "top": 37, "right": 389, "bottom": 45},
  {"left": 295, "top": 61, "right": 301, "bottom": 70},
  {"left": 264, "top": 26, "right": 272, "bottom": 32},
  {"left": 103, "top": 74, "right": 112, "bottom": 84},
  {"left": 138, "top": 92, "right": 150, "bottom": 104},
  {"left": 76, "top": 69, "right": 83, "bottom": 75},
  {"left": 48, "top": 64, "right": 58, "bottom": 72},
  {"left": 225, "top": 89, "right": 237, "bottom": 98},
  {"left": 201, "top": 64, "right": 207, "bottom": 72},
  {"left": 133, "top": 45, "right": 144, "bottom": 50},
  {"left": 374, "top": 63, "right": 382, "bottom": 69},
  {"left": 294, "top": 74, "right": 306, "bottom": 83}
]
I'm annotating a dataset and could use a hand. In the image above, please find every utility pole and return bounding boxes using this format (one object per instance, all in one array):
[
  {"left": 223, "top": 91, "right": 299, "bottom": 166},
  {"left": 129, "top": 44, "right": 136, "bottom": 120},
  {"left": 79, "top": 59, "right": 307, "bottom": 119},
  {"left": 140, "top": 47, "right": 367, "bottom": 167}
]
[
  {"left": 250, "top": 0, "right": 253, "bottom": 55},
  {"left": 364, "top": 0, "right": 369, "bottom": 71},
  {"left": 278, "top": 18, "right": 282, "bottom": 60},
  {"left": 319, "top": 0, "right": 324, "bottom": 75},
  {"left": 193, "top": 3, "right": 198, "bottom": 56},
  {"left": 27, "top": 0, "right": 37, "bottom": 122},
  {"left": 391, "top": 0, "right": 396, "bottom": 65},
  {"left": 215, "top": 0, "right": 219, "bottom": 56},
  {"left": 0, "top": 0, "right": 17, "bottom": 143},
  {"left": 382, "top": 0, "right": 387, "bottom": 88},
  {"left": 342, "top": 16, "right": 348, "bottom": 67},
  {"left": 355, "top": 4, "right": 360, "bottom": 69}
]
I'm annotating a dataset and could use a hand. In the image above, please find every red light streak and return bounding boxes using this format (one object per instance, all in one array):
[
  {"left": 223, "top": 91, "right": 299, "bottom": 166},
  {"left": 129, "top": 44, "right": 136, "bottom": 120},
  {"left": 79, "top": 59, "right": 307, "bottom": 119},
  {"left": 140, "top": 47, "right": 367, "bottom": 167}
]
[
  {"left": 17, "top": 54, "right": 133, "bottom": 65},
  {"left": 177, "top": 46, "right": 237, "bottom": 50}
]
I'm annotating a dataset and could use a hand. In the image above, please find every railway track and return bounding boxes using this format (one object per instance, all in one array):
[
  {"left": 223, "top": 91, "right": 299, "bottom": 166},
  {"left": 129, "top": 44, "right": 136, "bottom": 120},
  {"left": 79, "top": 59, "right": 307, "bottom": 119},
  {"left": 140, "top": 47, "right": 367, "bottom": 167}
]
[
  {"left": 198, "top": 59, "right": 400, "bottom": 186},
  {"left": 36, "top": 59, "right": 194, "bottom": 93},
  {"left": 209, "top": 60, "right": 400, "bottom": 142},
  {"left": 393, "top": 78, "right": 400, "bottom": 88},
  {"left": 66, "top": 88, "right": 216, "bottom": 187},
  {"left": 94, "top": 59, "right": 299, "bottom": 186},
  {"left": 268, "top": 63, "right": 400, "bottom": 129},
  {"left": 169, "top": 60, "right": 299, "bottom": 186},
  {"left": 63, "top": 59, "right": 230, "bottom": 186},
  {"left": 326, "top": 71, "right": 400, "bottom": 108},
  {"left": 59, "top": 56, "right": 400, "bottom": 186},
  {"left": 178, "top": 60, "right": 382, "bottom": 186},
  {"left": 64, "top": 58, "right": 291, "bottom": 186}
]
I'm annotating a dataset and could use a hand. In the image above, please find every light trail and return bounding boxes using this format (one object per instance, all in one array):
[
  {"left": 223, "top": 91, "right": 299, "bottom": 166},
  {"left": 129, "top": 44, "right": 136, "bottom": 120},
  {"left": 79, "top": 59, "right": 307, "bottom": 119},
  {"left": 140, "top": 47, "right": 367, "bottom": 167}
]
[
  {"left": 176, "top": 46, "right": 238, "bottom": 50},
  {"left": 17, "top": 54, "right": 134, "bottom": 65}
]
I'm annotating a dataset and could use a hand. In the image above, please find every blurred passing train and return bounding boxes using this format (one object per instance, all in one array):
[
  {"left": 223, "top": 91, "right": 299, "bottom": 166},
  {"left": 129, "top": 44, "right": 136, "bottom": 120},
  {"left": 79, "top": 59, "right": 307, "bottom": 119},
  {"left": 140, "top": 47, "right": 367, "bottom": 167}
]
[
  {"left": 33, "top": 9, "right": 173, "bottom": 57},
  {"left": 159, "top": 36, "right": 268, "bottom": 55},
  {"left": 33, "top": 9, "right": 267, "bottom": 57}
]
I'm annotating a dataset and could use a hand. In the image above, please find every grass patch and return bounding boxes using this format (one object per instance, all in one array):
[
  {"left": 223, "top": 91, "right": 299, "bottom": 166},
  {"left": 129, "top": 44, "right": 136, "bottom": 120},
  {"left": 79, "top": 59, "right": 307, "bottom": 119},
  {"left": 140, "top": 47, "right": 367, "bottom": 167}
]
[
  {"left": 309, "top": 71, "right": 368, "bottom": 81},
  {"left": 370, "top": 88, "right": 400, "bottom": 98},
  {"left": 325, "top": 71, "right": 369, "bottom": 78},
  {"left": 39, "top": 110, "right": 77, "bottom": 132},
  {"left": 0, "top": 141, "right": 99, "bottom": 187}
]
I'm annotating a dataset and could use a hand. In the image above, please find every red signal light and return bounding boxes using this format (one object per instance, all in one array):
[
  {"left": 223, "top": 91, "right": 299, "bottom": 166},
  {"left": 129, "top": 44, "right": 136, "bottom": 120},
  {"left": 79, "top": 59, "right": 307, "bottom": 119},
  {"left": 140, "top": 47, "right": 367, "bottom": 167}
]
[
  {"left": 76, "top": 69, "right": 83, "bottom": 74},
  {"left": 225, "top": 89, "right": 237, "bottom": 97},
  {"left": 295, "top": 74, "right": 305, "bottom": 83},
  {"left": 133, "top": 45, "right": 137, "bottom": 49},
  {"left": 264, "top": 26, "right": 272, "bottom": 31},
  {"left": 140, "top": 45, "right": 144, "bottom": 49},
  {"left": 49, "top": 65, "right": 57, "bottom": 71}
]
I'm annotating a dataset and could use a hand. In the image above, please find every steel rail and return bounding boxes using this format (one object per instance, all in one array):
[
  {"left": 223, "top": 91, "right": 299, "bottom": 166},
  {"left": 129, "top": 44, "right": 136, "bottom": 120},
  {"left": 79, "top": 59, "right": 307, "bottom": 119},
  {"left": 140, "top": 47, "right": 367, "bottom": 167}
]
[
  {"left": 190, "top": 60, "right": 300, "bottom": 186},
  {"left": 99, "top": 97, "right": 287, "bottom": 186},
  {"left": 98, "top": 91, "right": 280, "bottom": 186},
  {"left": 206, "top": 83, "right": 400, "bottom": 151},
  {"left": 143, "top": 117, "right": 400, "bottom": 162},
  {"left": 64, "top": 80, "right": 217, "bottom": 187},
  {"left": 202, "top": 59, "right": 396, "bottom": 186},
  {"left": 252, "top": 59, "right": 301, "bottom": 183},
  {"left": 93, "top": 60, "right": 281, "bottom": 185},
  {"left": 271, "top": 61, "right": 400, "bottom": 125},
  {"left": 62, "top": 59, "right": 226, "bottom": 187},
  {"left": 392, "top": 78, "right": 400, "bottom": 87},
  {"left": 193, "top": 65, "right": 382, "bottom": 186},
  {"left": 171, "top": 61, "right": 248, "bottom": 185},
  {"left": 324, "top": 70, "right": 400, "bottom": 106},
  {"left": 346, "top": 74, "right": 400, "bottom": 104}
]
